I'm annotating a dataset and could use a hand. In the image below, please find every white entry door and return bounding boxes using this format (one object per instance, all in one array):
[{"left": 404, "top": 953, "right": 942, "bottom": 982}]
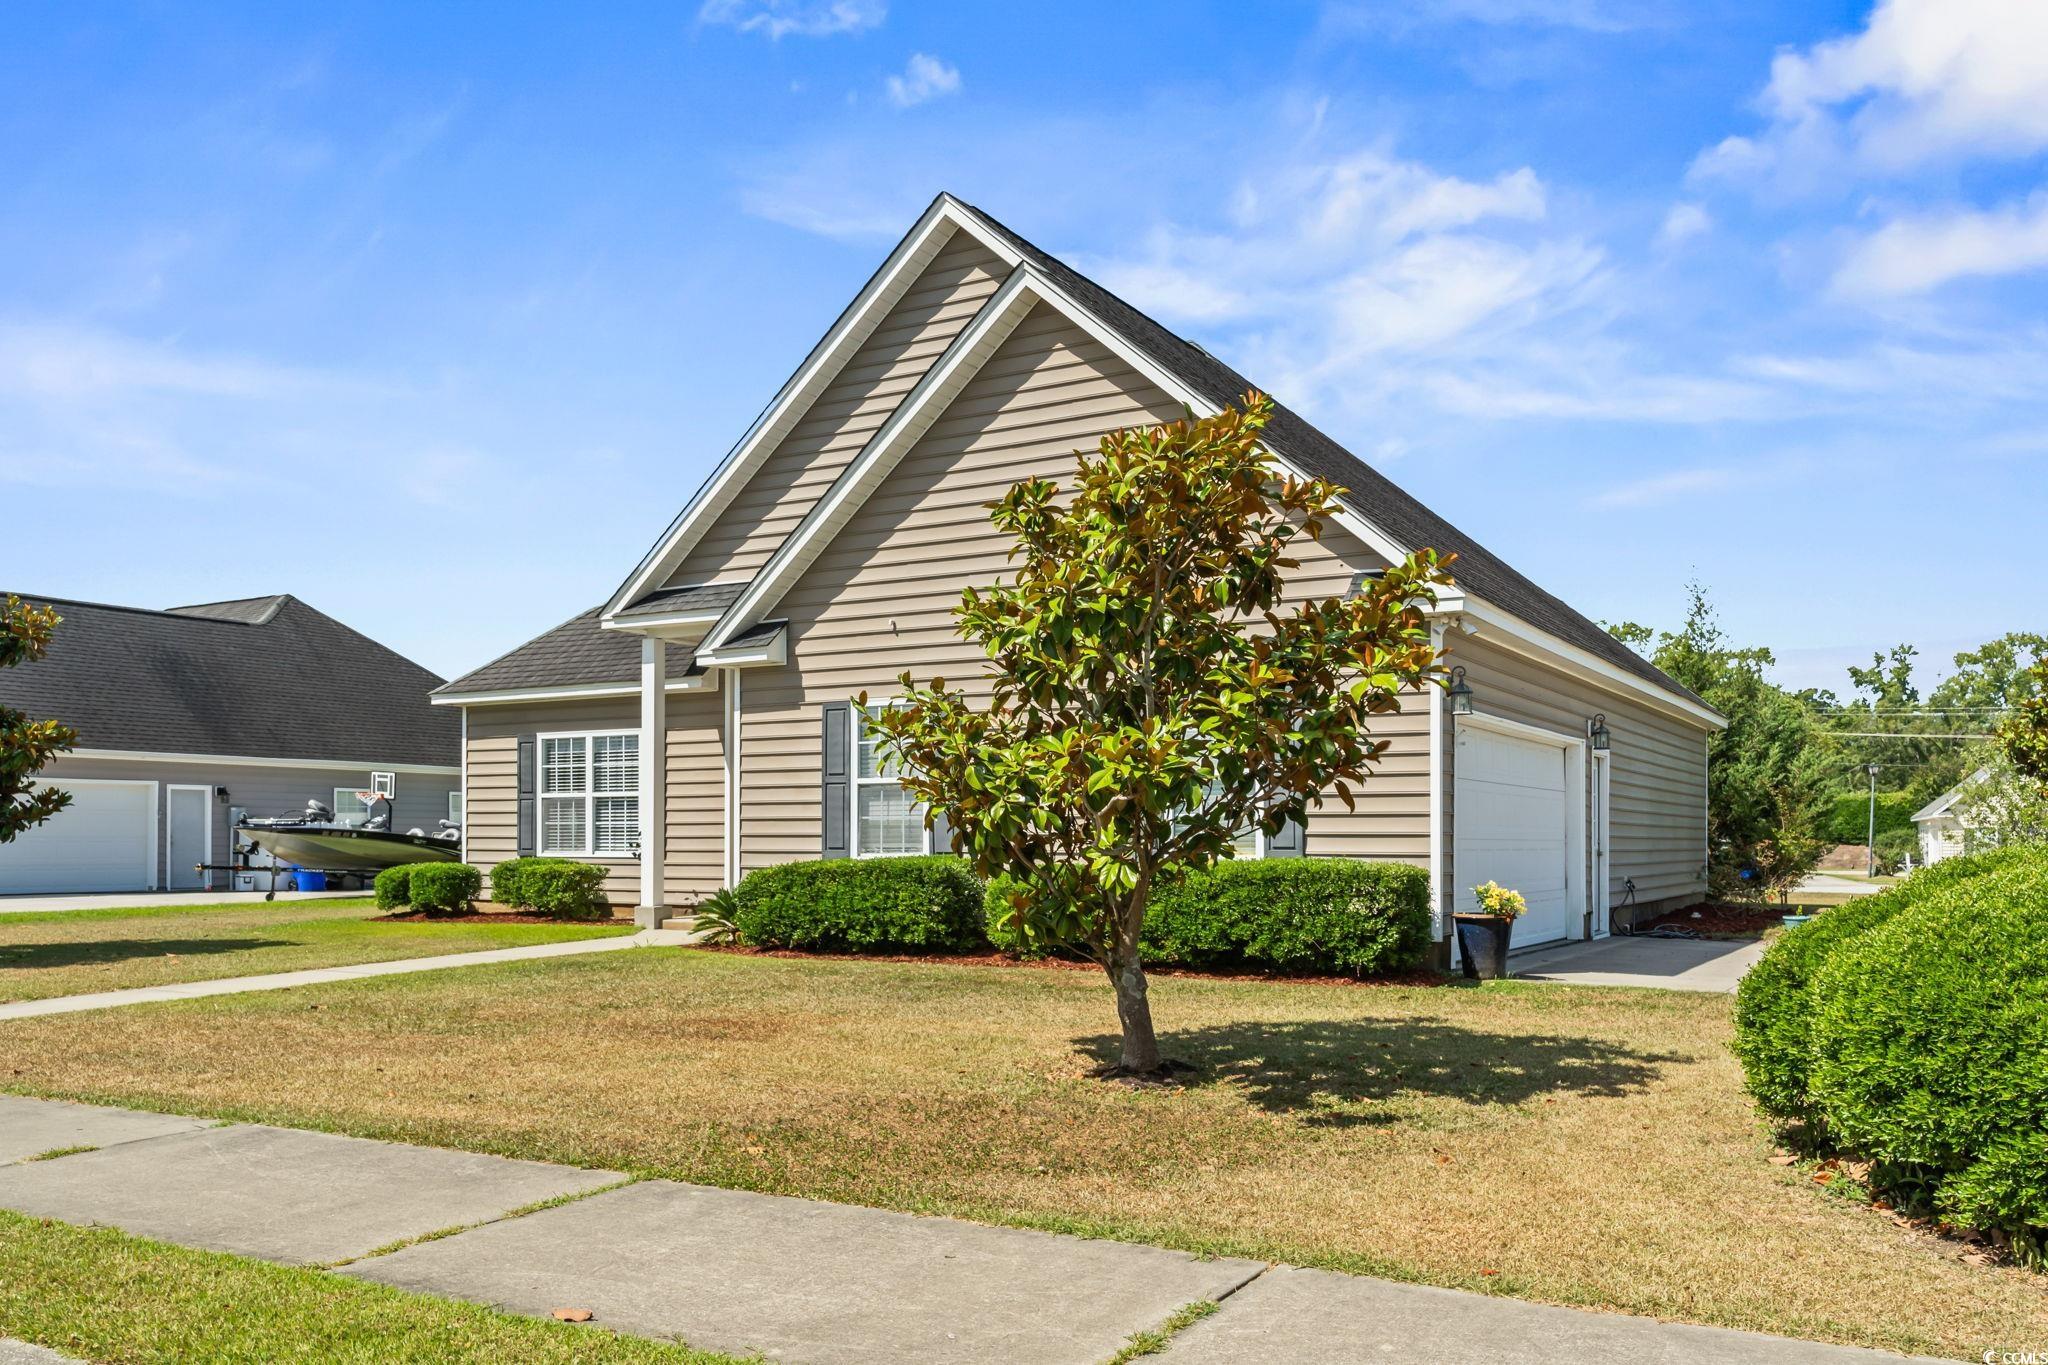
[
  {"left": 166, "top": 785, "right": 212, "bottom": 891},
  {"left": 0, "top": 779, "right": 155, "bottom": 894},
  {"left": 1455, "top": 720, "right": 1577, "bottom": 946}
]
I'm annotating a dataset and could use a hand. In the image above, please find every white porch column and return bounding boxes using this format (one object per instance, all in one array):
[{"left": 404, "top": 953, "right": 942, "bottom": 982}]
[
  {"left": 635, "top": 636, "right": 668, "bottom": 926},
  {"left": 1427, "top": 621, "right": 1448, "bottom": 962}
]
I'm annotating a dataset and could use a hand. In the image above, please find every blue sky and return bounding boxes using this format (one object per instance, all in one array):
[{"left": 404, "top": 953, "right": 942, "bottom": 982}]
[{"left": 3, "top": 0, "right": 2043, "bottom": 692}]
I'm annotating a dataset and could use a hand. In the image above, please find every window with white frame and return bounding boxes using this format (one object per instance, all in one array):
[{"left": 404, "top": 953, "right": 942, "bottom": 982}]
[
  {"left": 1175, "top": 778, "right": 1262, "bottom": 857},
  {"left": 539, "top": 731, "right": 640, "bottom": 856},
  {"left": 331, "top": 788, "right": 375, "bottom": 827},
  {"left": 853, "top": 709, "right": 928, "bottom": 858},
  {"left": 448, "top": 791, "right": 464, "bottom": 823}
]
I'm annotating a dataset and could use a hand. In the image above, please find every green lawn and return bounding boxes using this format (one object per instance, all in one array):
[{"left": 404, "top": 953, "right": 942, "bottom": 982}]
[
  {"left": 2, "top": 949, "right": 2039, "bottom": 1360},
  {"left": 0, "top": 899, "right": 633, "bottom": 1003},
  {"left": 0, "top": 1209, "right": 739, "bottom": 1364}
]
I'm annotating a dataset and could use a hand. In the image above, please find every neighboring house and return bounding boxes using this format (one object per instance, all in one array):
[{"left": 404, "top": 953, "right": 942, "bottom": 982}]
[
  {"left": 0, "top": 594, "right": 459, "bottom": 894},
  {"left": 1913, "top": 769, "right": 1990, "bottom": 866},
  {"left": 433, "top": 194, "right": 1724, "bottom": 955}
]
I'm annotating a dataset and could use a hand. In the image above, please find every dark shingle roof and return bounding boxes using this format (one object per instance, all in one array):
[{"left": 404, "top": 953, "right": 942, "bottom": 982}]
[
  {"left": 959, "top": 199, "right": 1709, "bottom": 713},
  {"left": 436, "top": 607, "right": 694, "bottom": 695},
  {"left": 1, "top": 594, "right": 458, "bottom": 765},
  {"left": 615, "top": 582, "right": 746, "bottom": 618}
]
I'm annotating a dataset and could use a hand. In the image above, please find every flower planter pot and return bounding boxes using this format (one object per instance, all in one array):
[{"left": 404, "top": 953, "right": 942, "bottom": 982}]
[{"left": 1454, "top": 913, "right": 1515, "bottom": 980}]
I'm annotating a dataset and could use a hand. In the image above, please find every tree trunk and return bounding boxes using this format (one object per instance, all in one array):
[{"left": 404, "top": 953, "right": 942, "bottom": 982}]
[{"left": 1107, "top": 953, "right": 1162, "bottom": 1073}]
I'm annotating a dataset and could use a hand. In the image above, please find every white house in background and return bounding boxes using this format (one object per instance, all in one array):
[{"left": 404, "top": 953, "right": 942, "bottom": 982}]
[{"left": 1913, "top": 769, "right": 1990, "bottom": 866}]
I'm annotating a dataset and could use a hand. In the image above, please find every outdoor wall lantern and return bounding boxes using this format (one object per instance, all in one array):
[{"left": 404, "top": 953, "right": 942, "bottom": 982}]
[
  {"left": 1448, "top": 666, "right": 1474, "bottom": 716},
  {"left": 215, "top": 786, "right": 231, "bottom": 802},
  {"left": 1588, "top": 714, "right": 1611, "bottom": 751}
]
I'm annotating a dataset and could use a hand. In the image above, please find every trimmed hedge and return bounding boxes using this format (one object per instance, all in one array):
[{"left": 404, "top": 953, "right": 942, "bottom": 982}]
[
  {"left": 489, "top": 857, "right": 612, "bottom": 921},
  {"left": 1825, "top": 790, "right": 1917, "bottom": 846},
  {"left": 1808, "top": 856, "right": 2048, "bottom": 1257},
  {"left": 1733, "top": 846, "right": 2031, "bottom": 1122},
  {"left": 1144, "top": 858, "right": 1432, "bottom": 976},
  {"left": 732, "top": 856, "right": 984, "bottom": 953},
  {"left": 372, "top": 862, "right": 482, "bottom": 915}
]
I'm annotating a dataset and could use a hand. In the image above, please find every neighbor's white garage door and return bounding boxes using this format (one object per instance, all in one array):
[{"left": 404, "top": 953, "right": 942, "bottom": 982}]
[
  {"left": 0, "top": 780, "right": 155, "bottom": 894},
  {"left": 1455, "top": 723, "right": 1574, "bottom": 946}
]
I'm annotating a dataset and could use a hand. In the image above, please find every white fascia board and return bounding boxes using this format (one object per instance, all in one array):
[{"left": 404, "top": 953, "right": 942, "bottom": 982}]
[
  {"left": 1458, "top": 596, "right": 1728, "bottom": 732},
  {"left": 432, "top": 674, "right": 718, "bottom": 707},
  {"left": 67, "top": 748, "right": 460, "bottom": 775},
  {"left": 699, "top": 267, "right": 1041, "bottom": 652},
  {"left": 599, "top": 611, "right": 722, "bottom": 634},
  {"left": 1014, "top": 268, "right": 1416, "bottom": 569},
  {"left": 602, "top": 197, "right": 1023, "bottom": 622}
]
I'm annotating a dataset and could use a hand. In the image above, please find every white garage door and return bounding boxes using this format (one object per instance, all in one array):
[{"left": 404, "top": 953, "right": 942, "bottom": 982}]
[
  {"left": 0, "top": 781, "right": 155, "bottom": 894},
  {"left": 1455, "top": 723, "right": 1575, "bottom": 946}
]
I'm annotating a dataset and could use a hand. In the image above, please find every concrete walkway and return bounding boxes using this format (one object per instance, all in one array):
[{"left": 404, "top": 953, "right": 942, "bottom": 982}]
[
  {"left": 0, "top": 888, "right": 366, "bottom": 915},
  {"left": 0, "top": 1096, "right": 1939, "bottom": 1364},
  {"left": 0, "top": 929, "right": 696, "bottom": 1021},
  {"left": 1511, "top": 934, "right": 1766, "bottom": 993}
]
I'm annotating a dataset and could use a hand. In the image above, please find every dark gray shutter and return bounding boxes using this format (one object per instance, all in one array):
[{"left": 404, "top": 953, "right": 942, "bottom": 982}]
[
  {"left": 928, "top": 807, "right": 953, "bottom": 855},
  {"left": 1266, "top": 814, "right": 1305, "bottom": 858},
  {"left": 821, "top": 703, "right": 851, "bottom": 858},
  {"left": 515, "top": 736, "right": 537, "bottom": 857}
]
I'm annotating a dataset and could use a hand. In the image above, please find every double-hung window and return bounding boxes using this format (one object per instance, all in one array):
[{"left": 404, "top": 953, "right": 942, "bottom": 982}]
[
  {"left": 539, "top": 731, "right": 640, "bottom": 856},
  {"left": 853, "top": 708, "right": 928, "bottom": 858}
]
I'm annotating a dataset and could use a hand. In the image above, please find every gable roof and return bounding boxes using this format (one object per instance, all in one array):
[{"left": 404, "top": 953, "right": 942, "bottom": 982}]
[
  {"left": 1, "top": 593, "right": 457, "bottom": 767},
  {"left": 435, "top": 606, "right": 696, "bottom": 698},
  {"left": 1913, "top": 768, "right": 1990, "bottom": 822}
]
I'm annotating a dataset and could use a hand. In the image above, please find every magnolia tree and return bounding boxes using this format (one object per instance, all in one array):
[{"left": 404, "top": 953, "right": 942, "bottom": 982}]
[
  {"left": 1998, "top": 659, "right": 2048, "bottom": 795},
  {"left": 867, "top": 395, "right": 1451, "bottom": 1076},
  {"left": 1, "top": 595, "right": 76, "bottom": 844}
]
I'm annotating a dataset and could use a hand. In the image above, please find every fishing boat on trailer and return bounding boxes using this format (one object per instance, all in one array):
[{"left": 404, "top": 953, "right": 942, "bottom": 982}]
[{"left": 237, "top": 793, "right": 461, "bottom": 877}]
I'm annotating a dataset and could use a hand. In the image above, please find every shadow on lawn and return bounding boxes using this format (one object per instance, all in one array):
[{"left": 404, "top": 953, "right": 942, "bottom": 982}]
[
  {"left": 1073, "top": 1017, "right": 1692, "bottom": 1124},
  {"left": 0, "top": 939, "right": 291, "bottom": 972}
]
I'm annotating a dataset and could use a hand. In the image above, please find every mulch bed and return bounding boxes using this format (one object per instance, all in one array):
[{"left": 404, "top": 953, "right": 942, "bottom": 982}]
[
  {"left": 1634, "top": 902, "right": 1800, "bottom": 938},
  {"left": 370, "top": 910, "right": 634, "bottom": 926},
  {"left": 693, "top": 942, "right": 1449, "bottom": 989}
]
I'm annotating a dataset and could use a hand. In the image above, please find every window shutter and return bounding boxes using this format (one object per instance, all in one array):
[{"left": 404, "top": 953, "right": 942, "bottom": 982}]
[
  {"left": 516, "top": 736, "right": 537, "bottom": 857},
  {"left": 1267, "top": 813, "right": 1305, "bottom": 858},
  {"left": 821, "top": 703, "right": 851, "bottom": 859}
]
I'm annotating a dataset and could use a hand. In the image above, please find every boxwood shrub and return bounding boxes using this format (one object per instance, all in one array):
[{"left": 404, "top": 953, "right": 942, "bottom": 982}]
[
  {"left": 372, "top": 863, "right": 416, "bottom": 911},
  {"left": 1733, "top": 846, "right": 2031, "bottom": 1123},
  {"left": 732, "top": 856, "right": 984, "bottom": 953},
  {"left": 402, "top": 862, "right": 482, "bottom": 916},
  {"left": 489, "top": 856, "right": 612, "bottom": 921},
  {"left": 1141, "top": 858, "right": 1432, "bottom": 976},
  {"left": 1807, "top": 853, "right": 2048, "bottom": 1258}
]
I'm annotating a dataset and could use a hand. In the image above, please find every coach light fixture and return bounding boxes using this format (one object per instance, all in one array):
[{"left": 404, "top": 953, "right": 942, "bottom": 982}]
[
  {"left": 1588, "top": 714, "right": 1610, "bottom": 751},
  {"left": 1448, "top": 666, "right": 1474, "bottom": 716}
]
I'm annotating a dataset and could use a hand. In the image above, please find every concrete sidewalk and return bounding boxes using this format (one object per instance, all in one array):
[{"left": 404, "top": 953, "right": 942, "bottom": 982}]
[
  {"left": 0, "top": 1096, "right": 1940, "bottom": 1364},
  {"left": 1512, "top": 934, "right": 1766, "bottom": 993},
  {"left": 0, "top": 928, "right": 696, "bottom": 1021}
]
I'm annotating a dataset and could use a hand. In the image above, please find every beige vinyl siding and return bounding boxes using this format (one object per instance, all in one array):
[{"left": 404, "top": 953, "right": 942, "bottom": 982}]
[
  {"left": 733, "top": 300, "right": 1423, "bottom": 869},
  {"left": 464, "top": 695, "right": 725, "bottom": 907},
  {"left": 1443, "top": 630, "right": 1708, "bottom": 920},
  {"left": 664, "top": 230, "right": 1010, "bottom": 590}
]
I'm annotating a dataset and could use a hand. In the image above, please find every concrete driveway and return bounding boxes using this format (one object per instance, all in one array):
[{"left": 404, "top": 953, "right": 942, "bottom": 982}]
[
  {"left": 0, "top": 888, "right": 363, "bottom": 915},
  {"left": 1511, "top": 934, "right": 1765, "bottom": 993}
]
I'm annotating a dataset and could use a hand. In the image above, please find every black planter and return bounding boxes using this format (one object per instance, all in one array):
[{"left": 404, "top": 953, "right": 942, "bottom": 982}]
[{"left": 1454, "top": 914, "right": 1515, "bottom": 980}]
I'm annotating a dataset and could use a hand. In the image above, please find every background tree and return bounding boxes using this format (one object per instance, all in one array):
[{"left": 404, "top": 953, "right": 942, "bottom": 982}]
[
  {"left": 1996, "top": 658, "right": 2048, "bottom": 795},
  {"left": 1610, "top": 584, "right": 1833, "bottom": 899},
  {"left": 1949, "top": 741, "right": 2048, "bottom": 852},
  {"left": 868, "top": 395, "right": 1451, "bottom": 1076},
  {"left": 1, "top": 595, "right": 77, "bottom": 843}
]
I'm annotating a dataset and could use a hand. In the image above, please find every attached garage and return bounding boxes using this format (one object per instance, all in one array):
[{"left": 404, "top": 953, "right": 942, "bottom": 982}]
[
  {"left": 0, "top": 779, "right": 157, "bottom": 894},
  {"left": 1453, "top": 715, "right": 1586, "bottom": 947}
]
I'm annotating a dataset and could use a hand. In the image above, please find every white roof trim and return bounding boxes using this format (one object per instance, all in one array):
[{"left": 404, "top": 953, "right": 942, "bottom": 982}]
[
  {"left": 602, "top": 195, "right": 1022, "bottom": 621},
  {"left": 1457, "top": 596, "right": 1727, "bottom": 731},
  {"left": 431, "top": 673, "right": 718, "bottom": 707},
  {"left": 700, "top": 260, "right": 1420, "bottom": 651}
]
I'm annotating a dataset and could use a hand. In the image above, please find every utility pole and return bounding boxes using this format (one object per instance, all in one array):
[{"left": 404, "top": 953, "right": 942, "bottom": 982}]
[{"left": 1867, "top": 764, "right": 1880, "bottom": 877}]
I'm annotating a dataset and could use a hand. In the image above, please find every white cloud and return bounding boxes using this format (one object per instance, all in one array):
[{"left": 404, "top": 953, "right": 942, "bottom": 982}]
[
  {"left": 1658, "top": 202, "right": 1711, "bottom": 246},
  {"left": 884, "top": 53, "right": 961, "bottom": 110},
  {"left": 1833, "top": 190, "right": 2048, "bottom": 296},
  {"left": 1693, "top": 0, "right": 2048, "bottom": 189},
  {"left": 697, "top": 0, "right": 884, "bottom": 40},
  {"left": 1591, "top": 466, "right": 1737, "bottom": 508},
  {"left": 0, "top": 322, "right": 366, "bottom": 401}
]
